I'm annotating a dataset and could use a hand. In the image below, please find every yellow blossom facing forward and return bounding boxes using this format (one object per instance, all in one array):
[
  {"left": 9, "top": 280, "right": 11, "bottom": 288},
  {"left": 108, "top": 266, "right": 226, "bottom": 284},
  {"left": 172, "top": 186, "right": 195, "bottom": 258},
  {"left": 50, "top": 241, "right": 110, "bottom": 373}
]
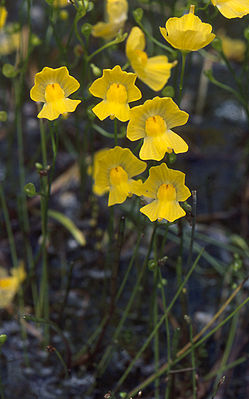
[
  {"left": 160, "top": 5, "right": 215, "bottom": 52},
  {"left": 0, "top": 262, "right": 26, "bottom": 309},
  {"left": 139, "top": 163, "right": 191, "bottom": 222},
  {"left": 92, "top": 0, "right": 128, "bottom": 40},
  {"left": 127, "top": 97, "right": 188, "bottom": 161},
  {"left": 219, "top": 31, "right": 246, "bottom": 62},
  {"left": 0, "top": 6, "right": 7, "bottom": 30},
  {"left": 211, "top": 0, "right": 249, "bottom": 18},
  {"left": 30, "top": 66, "right": 81, "bottom": 120},
  {"left": 126, "top": 27, "right": 177, "bottom": 91},
  {"left": 89, "top": 65, "right": 141, "bottom": 122},
  {"left": 93, "top": 146, "right": 146, "bottom": 206}
]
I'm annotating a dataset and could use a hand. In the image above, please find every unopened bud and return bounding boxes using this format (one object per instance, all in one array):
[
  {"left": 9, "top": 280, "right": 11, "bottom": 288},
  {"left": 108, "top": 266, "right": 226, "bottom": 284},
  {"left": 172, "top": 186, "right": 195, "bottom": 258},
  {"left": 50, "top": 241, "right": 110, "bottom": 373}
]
[
  {"left": 211, "top": 37, "right": 222, "bottom": 52},
  {"left": 0, "top": 111, "right": 7, "bottom": 122},
  {"left": 133, "top": 8, "right": 143, "bottom": 23},
  {"left": 2, "top": 63, "right": 18, "bottom": 78}
]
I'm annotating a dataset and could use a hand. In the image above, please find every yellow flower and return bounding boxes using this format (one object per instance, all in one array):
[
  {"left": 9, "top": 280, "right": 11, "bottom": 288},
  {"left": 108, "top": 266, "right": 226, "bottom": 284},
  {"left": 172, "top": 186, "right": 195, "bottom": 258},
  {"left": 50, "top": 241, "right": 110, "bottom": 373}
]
[
  {"left": 160, "top": 5, "right": 215, "bottom": 52},
  {"left": 52, "top": 0, "right": 69, "bottom": 7},
  {"left": 30, "top": 66, "right": 81, "bottom": 120},
  {"left": 89, "top": 65, "right": 141, "bottom": 122},
  {"left": 93, "top": 146, "right": 146, "bottom": 206},
  {"left": 92, "top": 0, "right": 128, "bottom": 40},
  {"left": 0, "top": 6, "right": 7, "bottom": 30},
  {"left": 126, "top": 27, "right": 177, "bottom": 92},
  {"left": 127, "top": 97, "right": 188, "bottom": 161},
  {"left": 0, "top": 27, "right": 20, "bottom": 56},
  {"left": 139, "top": 163, "right": 191, "bottom": 222},
  {"left": 211, "top": 0, "right": 249, "bottom": 18},
  {"left": 87, "top": 148, "right": 110, "bottom": 195},
  {"left": 0, "top": 262, "right": 26, "bottom": 309},
  {"left": 219, "top": 31, "right": 246, "bottom": 62}
]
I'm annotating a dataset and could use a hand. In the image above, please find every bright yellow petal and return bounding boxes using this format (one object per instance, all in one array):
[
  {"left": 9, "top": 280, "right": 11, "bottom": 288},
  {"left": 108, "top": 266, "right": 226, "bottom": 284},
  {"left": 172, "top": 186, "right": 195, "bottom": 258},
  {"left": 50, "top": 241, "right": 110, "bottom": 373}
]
[
  {"left": 140, "top": 200, "right": 159, "bottom": 222},
  {"left": 38, "top": 103, "right": 60, "bottom": 120},
  {"left": 161, "top": 12, "right": 215, "bottom": 51},
  {"left": 0, "top": 6, "right": 7, "bottom": 30},
  {"left": 165, "top": 130, "right": 188, "bottom": 154},
  {"left": 108, "top": 102, "right": 130, "bottom": 121},
  {"left": 108, "top": 184, "right": 128, "bottom": 206},
  {"left": 211, "top": 0, "right": 249, "bottom": 18},
  {"left": 64, "top": 98, "right": 81, "bottom": 113},
  {"left": 89, "top": 71, "right": 110, "bottom": 99},
  {"left": 11, "top": 261, "right": 26, "bottom": 283},
  {"left": 157, "top": 200, "right": 186, "bottom": 222},
  {"left": 30, "top": 66, "right": 80, "bottom": 102},
  {"left": 92, "top": 21, "right": 121, "bottom": 40},
  {"left": 140, "top": 136, "right": 168, "bottom": 161},
  {"left": 108, "top": 65, "right": 141, "bottom": 102},
  {"left": 54, "top": 67, "right": 80, "bottom": 97},
  {"left": 126, "top": 26, "right": 145, "bottom": 56},
  {"left": 129, "top": 179, "right": 144, "bottom": 196},
  {"left": 115, "top": 147, "right": 146, "bottom": 177},
  {"left": 142, "top": 56, "right": 175, "bottom": 91},
  {"left": 149, "top": 97, "right": 189, "bottom": 129},
  {"left": 92, "top": 101, "right": 111, "bottom": 120},
  {"left": 107, "top": 0, "right": 128, "bottom": 24}
]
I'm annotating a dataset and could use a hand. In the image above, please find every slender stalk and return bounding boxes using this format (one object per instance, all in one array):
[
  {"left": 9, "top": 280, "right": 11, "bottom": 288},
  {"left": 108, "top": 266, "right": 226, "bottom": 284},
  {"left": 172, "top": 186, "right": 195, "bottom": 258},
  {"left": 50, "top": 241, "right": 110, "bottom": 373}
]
[
  {"left": 178, "top": 51, "right": 187, "bottom": 105},
  {"left": 0, "top": 183, "right": 18, "bottom": 268},
  {"left": 98, "top": 224, "right": 158, "bottom": 374},
  {"left": 186, "top": 190, "right": 197, "bottom": 268},
  {"left": 153, "top": 233, "right": 159, "bottom": 399},
  {"left": 38, "top": 120, "right": 50, "bottom": 343},
  {"left": 114, "top": 248, "right": 204, "bottom": 392},
  {"left": 127, "top": 274, "right": 248, "bottom": 397},
  {"left": 114, "top": 118, "right": 118, "bottom": 146}
]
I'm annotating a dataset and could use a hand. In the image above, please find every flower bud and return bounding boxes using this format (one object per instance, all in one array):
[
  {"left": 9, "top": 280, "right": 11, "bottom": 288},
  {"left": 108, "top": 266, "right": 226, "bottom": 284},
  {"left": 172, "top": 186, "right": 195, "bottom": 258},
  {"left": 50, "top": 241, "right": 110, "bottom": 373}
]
[
  {"left": 59, "top": 10, "right": 68, "bottom": 20},
  {"left": 24, "top": 183, "right": 37, "bottom": 197},
  {"left": 90, "top": 63, "right": 101, "bottom": 77},
  {"left": 162, "top": 85, "right": 175, "bottom": 98},
  {"left": 0, "top": 111, "right": 7, "bottom": 122},
  {"left": 211, "top": 37, "right": 222, "bottom": 52},
  {"left": 133, "top": 8, "right": 143, "bottom": 23},
  {"left": 2, "top": 63, "right": 18, "bottom": 78},
  {"left": 148, "top": 259, "right": 157, "bottom": 271},
  {"left": 0, "top": 334, "right": 7, "bottom": 346},
  {"left": 244, "top": 27, "right": 249, "bottom": 41},
  {"left": 81, "top": 23, "right": 92, "bottom": 38}
]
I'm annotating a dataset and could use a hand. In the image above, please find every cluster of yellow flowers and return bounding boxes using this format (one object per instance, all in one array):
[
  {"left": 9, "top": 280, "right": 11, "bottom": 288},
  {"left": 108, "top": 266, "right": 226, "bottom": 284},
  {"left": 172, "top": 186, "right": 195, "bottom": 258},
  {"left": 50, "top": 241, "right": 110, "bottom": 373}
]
[{"left": 29, "top": 1, "right": 249, "bottom": 225}]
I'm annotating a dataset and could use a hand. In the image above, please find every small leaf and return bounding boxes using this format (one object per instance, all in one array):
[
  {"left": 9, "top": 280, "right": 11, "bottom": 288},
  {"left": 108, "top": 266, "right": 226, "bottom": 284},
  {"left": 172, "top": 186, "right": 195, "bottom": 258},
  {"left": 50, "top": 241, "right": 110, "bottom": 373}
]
[{"left": 48, "top": 209, "right": 86, "bottom": 246}]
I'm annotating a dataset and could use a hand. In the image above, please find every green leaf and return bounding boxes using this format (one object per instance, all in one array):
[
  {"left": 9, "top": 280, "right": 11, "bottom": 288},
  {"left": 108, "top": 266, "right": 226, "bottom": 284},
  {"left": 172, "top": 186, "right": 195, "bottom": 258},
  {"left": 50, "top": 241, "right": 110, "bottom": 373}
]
[{"left": 48, "top": 209, "right": 86, "bottom": 246}]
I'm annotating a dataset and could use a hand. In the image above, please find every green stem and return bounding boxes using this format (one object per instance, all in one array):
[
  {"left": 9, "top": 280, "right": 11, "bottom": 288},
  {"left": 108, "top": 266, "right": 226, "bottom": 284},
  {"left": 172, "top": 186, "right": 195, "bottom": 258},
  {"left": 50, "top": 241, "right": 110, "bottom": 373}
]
[
  {"left": 178, "top": 51, "right": 187, "bottom": 105},
  {"left": 189, "top": 318, "right": 197, "bottom": 399},
  {"left": 186, "top": 190, "right": 197, "bottom": 268},
  {"left": 98, "top": 224, "right": 157, "bottom": 374},
  {"left": 115, "top": 248, "right": 204, "bottom": 393},
  {"left": 87, "top": 33, "right": 127, "bottom": 62},
  {"left": 114, "top": 118, "right": 118, "bottom": 146},
  {"left": 38, "top": 120, "right": 50, "bottom": 343},
  {"left": 135, "top": 19, "right": 176, "bottom": 57},
  {"left": 127, "top": 284, "right": 249, "bottom": 398},
  {"left": 0, "top": 183, "right": 18, "bottom": 268}
]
